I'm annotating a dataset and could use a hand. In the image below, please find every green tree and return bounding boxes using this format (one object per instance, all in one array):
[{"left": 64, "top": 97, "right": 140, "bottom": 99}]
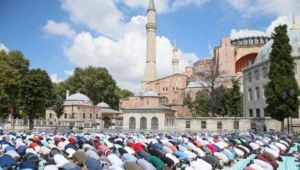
[
  {"left": 193, "top": 90, "right": 210, "bottom": 117},
  {"left": 0, "top": 50, "right": 29, "bottom": 119},
  {"left": 183, "top": 94, "right": 194, "bottom": 115},
  {"left": 212, "top": 85, "right": 229, "bottom": 117},
  {"left": 19, "top": 69, "right": 53, "bottom": 130},
  {"left": 197, "top": 59, "right": 220, "bottom": 116},
  {"left": 51, "top": 82, "right": 67, "bottom": 118},
  {"left": 225, "top": 79, "right": 242, "bottom": 117},
  {"left": 0, "top": 63, "right": 18, "bottom": 119},
  {"left": 115, "top": 87, "right": 134, "bottom": 99},
  {"left": 66, "top": 66, "right": 120, "bottom": 109},
  {"left": 265, "top": 25, "right": 300, "bottom": 131}
]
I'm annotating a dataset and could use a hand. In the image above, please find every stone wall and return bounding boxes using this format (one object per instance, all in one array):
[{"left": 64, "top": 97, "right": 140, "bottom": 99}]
[{"left": 169, "top": 117, "right": 281, "bottom": 132}]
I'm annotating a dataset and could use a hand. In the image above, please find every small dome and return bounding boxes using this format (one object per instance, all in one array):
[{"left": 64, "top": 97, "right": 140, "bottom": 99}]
[
  {"left": 230, "top": 29, "right": 269, "bottom": 40},
  {"left": 143, "top": 91, "right": 159, "bottom": 97},
  {"left": 67, "top": 93, "right": 90, "bottom": 101},
  {"left": 97, "top": 102, "right": 110, "bottom": 108}
]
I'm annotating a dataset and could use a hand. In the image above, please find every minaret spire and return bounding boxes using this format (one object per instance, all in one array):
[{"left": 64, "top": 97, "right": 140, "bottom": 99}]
[
  {"left": 142, "top": 0, "right": 157, "bottom": 93},
  {"left": 172, "top": 42, "right": 179, "bottom": 74},
  {"left": 291, "top": 14, "right": 298, "bottom": 31},
  {"left": 148, "top": 0, "right": 155, "bottom": 12}
]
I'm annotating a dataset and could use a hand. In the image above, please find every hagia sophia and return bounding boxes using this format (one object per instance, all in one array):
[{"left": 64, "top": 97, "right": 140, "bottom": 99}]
[{"left": 39, "top": 0, "right": 300, "bottom": 133}]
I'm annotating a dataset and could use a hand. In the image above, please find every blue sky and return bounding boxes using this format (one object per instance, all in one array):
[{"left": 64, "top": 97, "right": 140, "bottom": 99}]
[{"left": 0, "top": 0, "right": 299, "bottom": 92}]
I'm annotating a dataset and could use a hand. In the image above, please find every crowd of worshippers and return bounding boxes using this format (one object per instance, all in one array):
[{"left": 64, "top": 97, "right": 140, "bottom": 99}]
[{"left": 0, "top": 131, "right": 294, "bottom": 170}]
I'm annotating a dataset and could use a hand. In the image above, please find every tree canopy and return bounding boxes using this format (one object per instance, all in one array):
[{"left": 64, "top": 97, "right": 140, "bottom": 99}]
[
  {"left": 184, "top": 79, "right": 241, "bottom": 117},
  {"left": 265, "top": 25, "right": 300, "bottom": 130},
  {"left": 19, "top": 69, "right": 53, "bottom": 129},
  {"left": 0, "top": 50, "right": 29, "bottom": 119},
  {"left": 65, "top": 66, "right": 128, "bottom": 109},
  {"left": 225, "top": 79, "right": 242, "bottom": 117}
]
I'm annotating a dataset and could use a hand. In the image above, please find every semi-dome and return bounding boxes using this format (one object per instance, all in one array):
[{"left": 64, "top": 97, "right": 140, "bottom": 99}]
[
  {"left": 97, "top": 102, "right": 110, "bottom": 108},
  {"left": 254, "top": 29, "right": 300, "bottom": 64},
  {"left": 67, "top": 93, "right": 91, "bottom": 101},
  {"left": 143, "top": 91, "right": 159, "bottom": 97},
  {"left": 230, "top": 29, "right": 269, "bottom": 40}
]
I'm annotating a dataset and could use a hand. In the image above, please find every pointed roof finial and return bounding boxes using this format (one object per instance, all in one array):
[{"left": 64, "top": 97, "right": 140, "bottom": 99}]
[
  {"left": 173, "top": 40, "right": 178, "bottom": 51},
  {"left": 291, "top": 14, "right": 298, "bottom": 31},
  {"left": 148, "top": 0, "right": 156, "bottom": 12}
]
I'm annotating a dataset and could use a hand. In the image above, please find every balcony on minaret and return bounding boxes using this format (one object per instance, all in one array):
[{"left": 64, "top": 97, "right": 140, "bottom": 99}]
[
  {"left": 172, "top": 59, "right": 179, "bottom": 64},
  {"left": 146, "top": 23, "right": 156, "bottom": 30}
]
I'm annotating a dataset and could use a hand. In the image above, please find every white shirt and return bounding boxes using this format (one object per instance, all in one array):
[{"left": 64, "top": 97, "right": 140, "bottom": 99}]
[
  {"left": 107, "top": 153, "right": 123, "bottom": 167},
  {"left": 166, "top": 153, "right": 180, "bottom": 164},
  {"left": 124, "top": 146, "right": 135, "bottom": 154},
  {"left": 234, "top": 147, "right": 244, "bottom": 157},
  {"left": 183, "top": 149, "right": 197, "bottom": 160},
  {"left": 190, "top": 159, "right": 212, "bottom": 170},
  {"left": 214, "top": 152, "right": 229, "bottom": 163},
  {"left": 253, "top": 159, "right": 273, "bottom": 170},
  {"left": 250, "top": 142, "right": 260, "bottom": 150},
  {"left": 193, "top": 147, "right": 205, "bottom": 157}
]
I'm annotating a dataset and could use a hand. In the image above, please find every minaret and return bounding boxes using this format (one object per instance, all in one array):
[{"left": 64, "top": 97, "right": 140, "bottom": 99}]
[
  {"left": 172, "top": 43, "right": 179, "bottom": 74},
  {"left": 290, "top": 14, "right": 298, "bottom": 31},
  {"left": 142, "top": 0, "right": 157, "bottom": 93}
]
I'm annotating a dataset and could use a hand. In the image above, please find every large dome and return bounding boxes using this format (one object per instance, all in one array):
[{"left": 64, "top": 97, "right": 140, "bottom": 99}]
[
  {"left": 67, "top": 93, "right": 91, "bottom": 101},
  {"left": 143, "top": 91, "right": 159, "bottom": 97},
  {"left": 230, "top": 29, "right": 269, "bottom": 40},
  {"left": 254, "top": 29, "right": 300, "bottom": 64}
]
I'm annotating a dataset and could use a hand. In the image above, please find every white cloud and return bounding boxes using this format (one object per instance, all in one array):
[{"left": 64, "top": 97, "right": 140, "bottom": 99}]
[
  {"left": 60, "top": 0, "right": 209, "bottom": 39},
  {"left": 0, "top": 43, "right": 8, "bottom": 52},
  {"left": 61, "top": 0, "right": 124, "bottom": 39},
  {"left": 65, "top": 69, "right": 74, "bottom": 77},
  {"left": 43, "top": 20, "right": 76, "bottom": 39},
  {"left": 65, "top": 28, "right": 197, "bottom": 92},
  {"left": 229, "top": 15, "right": 299, "bottom": 39},
  {"left": 226, "top": 0, "right": 300, "bottom": 18},
  {"left": 266, "top": 16, "right": 289, "bottom": 35},
  {"left": 50, "top": 73, "right": 63, "bottom": 83},
  {"left": 122, "top": 0, "right": 209, "bottom": 13},
  {"left": 51, "top": 0, "right": 199, "bottom": 92}
]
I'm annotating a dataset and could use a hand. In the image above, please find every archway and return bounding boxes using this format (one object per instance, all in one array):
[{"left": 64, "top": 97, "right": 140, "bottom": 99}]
[
  {"left": 151, "top": 117, "right": 158, "bottom": 130},
  {"left": 102, "top": 116, "right": 111, "bottom": 128},
  {"left": 235, "top": 53, "right": 258, "bottom": 73},
  {"left": 140, "top": 117, "right": 147, "bottom": 130},
  {"left": 129, "top": 117, "right": 136, "bottom": 129}
]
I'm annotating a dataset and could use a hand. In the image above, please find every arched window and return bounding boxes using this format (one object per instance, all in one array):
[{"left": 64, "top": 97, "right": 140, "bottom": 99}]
[
  {"left": 129, "top": 117, "right": 136, "bottom": 129},
  {"left": 151, "top": 117, "right": 158, "bottom": 130},
  {"left": 64, "top": 113, "right": 67, "bottom": 119},
  {"left": 49, "top": 113, "right": 52, "bottom": 119},
  {"left": 140, "top": 117, "right": 147, "bottom": 129},
  {"left": 83, "top": 113, "right": 86, "bottom": 119}
]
